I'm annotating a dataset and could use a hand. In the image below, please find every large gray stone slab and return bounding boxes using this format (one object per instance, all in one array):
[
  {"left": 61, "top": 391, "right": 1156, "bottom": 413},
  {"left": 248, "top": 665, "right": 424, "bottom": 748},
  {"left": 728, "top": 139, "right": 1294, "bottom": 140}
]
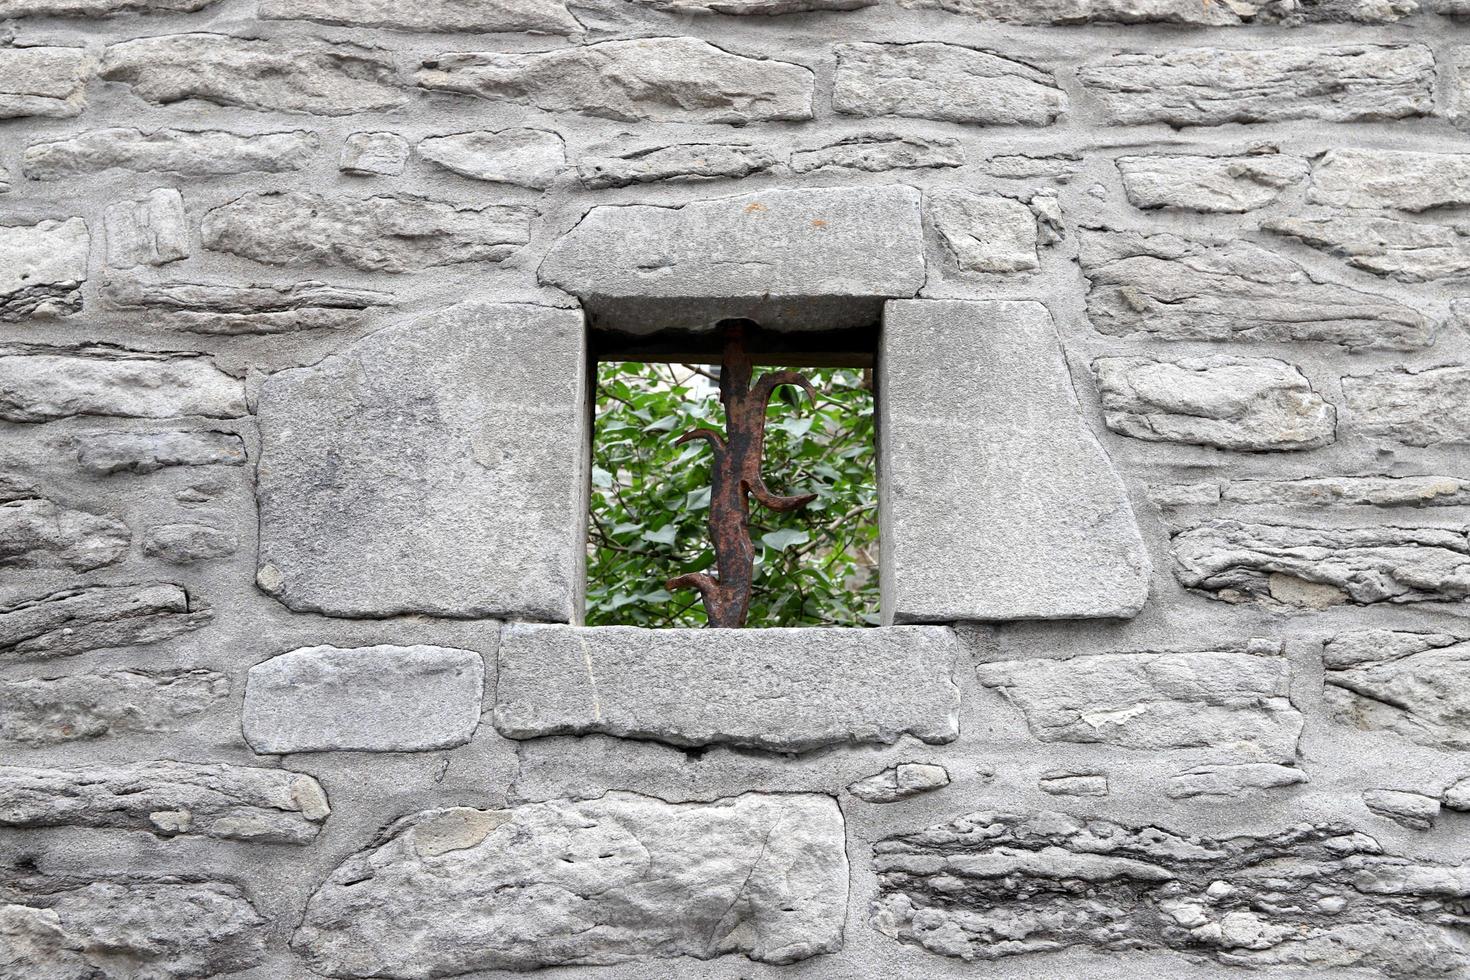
[
  {"left": 976, "top": 647, "right": 1302, "bottom": 760},
  {"left": 0, "top": 760, "right": 329, "bottom": 843},
  {"left": 23, "top": 127, "right": 318, "bottom": 179},
  {"left": 1077, "top": 44, "right": 1434, "bottom": 126},
  {"left": 1325, "top": 629, "right": 1470, "bottom": 749},
  {"left": 0, "top": 217, "right": 89, "bottom": 322},
  {"left": 879, "top": 299, "right": 1149, "bottom": 623},
  {"left": 833, "top": 42, "right": 1065, "bottom": 125},
  {"left": 293, "top": 792, "right": 847, "bottom": 974},
  {"left": 0, "top": 346, "right": 245, "bottom": 423},
  {"left": 243, "top": 644, "right": 484, "bottom": 753},
  {"left": 0, "top": 668, "right": 227, "bottom": 746},
  {"left": 494, "top": 624, "right": 960, "bottom": 751},
  {"left": 541, "top": 185, "right": 924, "bottom": 333},
  {"left": 415, "top": 38, "right": 813, "bottom": 124},
  {"left": 1309, "top": 148, "right": 1470, "bottom": 212},
  {"left": 1116, "top": 153, "right": 1307, "bottom": 213},
  {"left": 0, "top": 584, "right": 212, "bottom": 661},
  {"left": 0, "top": 47, "right": 90, "bottom": 119},
  {"left": 872, "top": 811, "right": 1470, "bottom": 974},
  {"left": 256, "top": 302, "right": 585, "bottom": 620},
  {"left": 1, "top": 875, "right": 265, "bottom": 980}
]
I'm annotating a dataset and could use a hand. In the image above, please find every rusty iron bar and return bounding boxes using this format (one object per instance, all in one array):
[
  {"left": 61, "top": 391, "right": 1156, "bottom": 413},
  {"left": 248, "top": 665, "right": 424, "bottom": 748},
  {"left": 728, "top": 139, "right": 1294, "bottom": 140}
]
[{"left": 666, "top": 321, "right": 817, "bottom": 628}]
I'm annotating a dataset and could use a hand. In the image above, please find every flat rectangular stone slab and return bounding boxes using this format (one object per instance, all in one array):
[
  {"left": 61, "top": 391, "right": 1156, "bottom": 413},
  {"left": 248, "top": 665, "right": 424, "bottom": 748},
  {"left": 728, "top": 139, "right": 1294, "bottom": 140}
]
[
  {"left": 494, "top": 624, "right": 961, "bottom": 751},
  {"left": 879, "top": 299, "right": 1150, "bottom": 623},
  {"left": 243, "top": 644, "right": 485, "bottom": 753}
]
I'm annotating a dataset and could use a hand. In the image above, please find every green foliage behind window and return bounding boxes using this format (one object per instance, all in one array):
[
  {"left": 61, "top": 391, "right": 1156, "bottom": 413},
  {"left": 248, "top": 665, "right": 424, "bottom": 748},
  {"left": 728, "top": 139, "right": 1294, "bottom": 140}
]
[{"left": 587, "top": 360, "right": 879, "bottom": 628}]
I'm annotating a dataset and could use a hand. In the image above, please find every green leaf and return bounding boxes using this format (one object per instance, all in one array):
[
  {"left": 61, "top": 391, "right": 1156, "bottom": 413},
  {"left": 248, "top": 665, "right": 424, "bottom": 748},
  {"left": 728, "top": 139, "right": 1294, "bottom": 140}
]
[
  {"left": 641, "top": 524, "right": 678, "bottom": 546},
  {"left": 760, "top": 528, "right": 810, "bottom": 551},
  {"left": 685, "top": 486, "right": 710, "bottom": 511}
]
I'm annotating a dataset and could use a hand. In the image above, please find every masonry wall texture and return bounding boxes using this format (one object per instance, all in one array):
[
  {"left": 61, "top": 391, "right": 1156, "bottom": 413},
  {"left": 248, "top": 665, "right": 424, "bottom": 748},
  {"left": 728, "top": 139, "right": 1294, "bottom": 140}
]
[{"left": 3, "top": 0, "right": 1470, "bottom": 978}]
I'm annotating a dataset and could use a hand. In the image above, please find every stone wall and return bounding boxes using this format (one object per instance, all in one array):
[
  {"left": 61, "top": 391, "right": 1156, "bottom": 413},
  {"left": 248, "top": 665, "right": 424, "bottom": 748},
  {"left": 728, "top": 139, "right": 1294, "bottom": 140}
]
[{"left": 3, "top": 0, "right": 1470, "bottom": 976}]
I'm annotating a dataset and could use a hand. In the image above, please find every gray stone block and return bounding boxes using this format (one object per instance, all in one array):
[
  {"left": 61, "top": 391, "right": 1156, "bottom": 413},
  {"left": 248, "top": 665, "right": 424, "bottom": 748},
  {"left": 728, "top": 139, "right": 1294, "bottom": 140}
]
[
  {"left": 0, "top": 497, "right": 129, "bottom": 572},
  {"left": 879, "top": 299, "right": 1149, "bottom": 623},
  {"left": 259, "top": 0, "right": 580, "bottom": 33},
  {"left": 243, "top": 644, "right": 484, "bottom": 753},
  {"left": 293, "top": 792, "right": 847, "bottom": 973},
  {"left": 417, "top": 129, "right": 566, "bottom": 189},
  {"left": 0, "top": 47, "right": 90, "bottom": 119},
  {"left": 256, "top": 302, "right": 586, "bottom": 620},
  {"left": 74, "top": 429, "right": 246, "bottom": 475},
  {"left": 833, "top": 42, "right": 1066, "bottom": 125},
  {"left": 23, "top": 127, "right": 318, "bottom": 179},
  {"left": 0, "top": 583, "right": 212, "bottom": 661},
  {"left": 1309, "top": 148, "right": 1470, "bottom": 212},
  {"left": 0, "top": 346, "right": 245, "bottom": 423},
  {"left": 338, "top": 131, "right": 407, "bottom": 176},
  {"left": 103, "top": 187, "right": 189, "bottom": 268},
  {"left": 494, "top": 624, "right": 961, "bottom": 751},
  {"left": 1325, "top": 630, "right": 1470, "bottom": 749},
  {"left": 0, "top": 217, "right": 89, "bottom": 322},
  {"left": 102, "top": 275, "right": 394, "bottom": 335},
  {"left": 1265, "top": 213, "right": 1470, "bottom": 282},
  {"left": 0, "top": 668, "right": 227, "bottom": 746},
  {"left": 540, "top": 185, "right": 924, "bottom": 333},
  {"left": 1344, "top": 365, "right": 1470, "bottom": 446},
  {"left": 1116, "top": 153, "right": 1307, "bottom": 213},
  {"left": 577, "top": 141, "right": 776, "bottom": 189}
]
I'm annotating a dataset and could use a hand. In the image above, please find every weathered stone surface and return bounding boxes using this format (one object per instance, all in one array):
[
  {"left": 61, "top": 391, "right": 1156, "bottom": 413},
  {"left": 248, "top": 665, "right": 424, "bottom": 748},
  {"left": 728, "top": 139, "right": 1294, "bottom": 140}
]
[
  {"left": 1039, "top": 771, "right": 1109, "bottom": 796},
  {"left": 294, "top": 792, "right": 846, "bottom": 974},
  {"left": 0, "top": 875, "right": 265, "bottom": 980},
  {"left": 0, "top": 498, "right": 129, "bottom": 572},
  {"left": 848, "top": 763, "right": 951, "bottom": 803},
  {"left": 1364, "top": 789, "right": 1440, "bottom": 831},
  {"left": 0, "top": 584, "right": 211, "bottom": 661},
  {"left": 634, "top": 0, "right": 874, "bottom": 11},
  {"left": 577, "top": 142, "right": 775, "bottom": 189},
  {"left": 872, "top": 811, "right": 1470, "bottom": 973},
  {"left": 101, "top": 33, "right": 406, "bottom": 115},
  {"left": 1166, "top": 763, "right": 1308, "bottom": 798},
  {"left": 75, "top": 429, "right": 245, "bottom": 475},
  {"left": 0, "top": 347, "right": 246, "bottom": 423},
  {"left": 1077, "top": 45, "right": 1434, "bottom": 126},
  {"left": 927, "top": 190, "right": 1041, "bottom": 273},
  {"left": 202, "top": 192, "right": 534, "bottom": 272},
  {"left": 1266, "top": 213, "right": 1470, "bottom": 283},
  {"left": 1079, "top": 229, "right": 1431, "bottom": 350},
  {"left": 1443, "top": 775, "right": 1470, "bottom": 810},
  {"left": 1344, "top": 365, "right": 1470, "bottom": 446},
  {"left": 416, "top": 38, "right": 813, "bottom": 124},
  {"left": 986, "top": 152, "right": 1080, "bottom": 179},
  {"left": 1222, "top": 475, "right": 1470, "bottom": 508},
  {"left": 0, "top": 47, "right": 90, "bottom": 119},
  {"left": 103, "top": 275, "right": 395, "bottom": 335},
  {"left": 261, "top": 0, "right": 580, "bottom": 32},
  {"left": 417, "top": 129, "right": 565, "bottom": 189},
  {"left": 1093, "top": 355, "right": 1337, "bottom": 452},
  {"left": 340, "top": 131, "right": 408, "bottom": 176},
  {"left": 243, "top": 644, "right": 484, "bottom": 753},
  {"left": 1116, "top": 153, "right": 1307, "bottom": 213},
  {"left": 142, "top": 523, "right": 237, "bottom": 564},
  {"left": 882, "top": 300, "right": 1149, "bottom": 622},
  {"left": 0, "top": 761, "right": 328, "bottom": 843},
  {"left": 1174, "top": 521, "right": 1470, "bottom": 607},
  {"left": 257, "top": 303, "right": 584, "bottom": 620},
  {"left": 977, "top": 649, "right": 1300, "bottom": 759},
  {"left": 540, "top": 186, "right": 924, "bottom": 333},
  {"left": 897, "top": 0, "right": 1318, "bottom": 22},
  {"left": 0, "top": 669, "right": 226, "bottom": 746},
  {"left": 1309, "top": 148, "right": 1470, "bottom": 212},
  {"left": 0, "top": 0, "right": 217, "bottom": 13},
  {"left": 790, "top": 133, "right": 963, "bottom": 173},
  {"left": 104, "top": 188, "right": 189, "bottom": 268},
  {"left": 496, "top": 624, "right": 959, "bottom": 751},
  {"left": 0, "top": 218, "right": 89, "bottom": 322},
  {"left": 23, "top": 127, "right": 317, "bottom": 179},
  {"left": 1150, "top": 482, "right": 1223, "bottom": 508},
  {"left": 833, "top": 42, "right": 1065, "bottom": 125},
  {"left": 1325, "top": 630, "right": 1470, "bottom": 749}
]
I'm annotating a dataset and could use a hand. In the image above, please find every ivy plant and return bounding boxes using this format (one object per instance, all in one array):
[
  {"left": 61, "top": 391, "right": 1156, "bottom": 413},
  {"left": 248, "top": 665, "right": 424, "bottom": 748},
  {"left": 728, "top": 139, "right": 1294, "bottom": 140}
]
[{"left": 587, "top": 360, "right": 879, "bottom": 628}]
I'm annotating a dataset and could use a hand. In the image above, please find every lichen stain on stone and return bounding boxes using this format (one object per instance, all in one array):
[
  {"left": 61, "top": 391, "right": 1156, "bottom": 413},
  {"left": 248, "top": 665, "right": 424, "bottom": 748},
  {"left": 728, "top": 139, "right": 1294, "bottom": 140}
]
[{"left": 412, "top": 807, "right": 512, "bottom": 857}]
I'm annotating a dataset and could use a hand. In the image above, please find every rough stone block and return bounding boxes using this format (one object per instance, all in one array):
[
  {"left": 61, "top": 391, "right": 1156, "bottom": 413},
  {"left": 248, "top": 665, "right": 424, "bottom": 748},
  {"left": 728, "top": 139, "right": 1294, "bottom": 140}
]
[
  {"left": 141, "top": 522, "right": 237, "bottom": 564},
  {"left": 790, "top": 133, "right": 963, "bottom": 173},
  {"left": 540, "top": 185, "right": 924, "bottom": 333},
  {"left": 243, "top": 644, "right": 484, "bottom": 753},
  {"left": 577, "top": 142, "right": 776, "bottom": 189},
  {"left": 1165, "top": 762, "right": 1308, "bottom": 798},
  {"left": 848, "top": 763, "right": 950, "bottom": 803},
  {"left": 23, "top": 127, "right": 318, "bottom": 179},
  {"left": 926, "top": 190, "right": 1042, "bottom": 273},
  {"left": 897, "top": 0, "right": 1298, "bottom": 23},
  {"left": 0, "top": 217, "right": 89, "bottom": 322},
  {"left": 293, "top": 792, "right": 847, "bottom": 973},
  {"left": 1221, "top": 475, "right": 1470, "bottom": 508},
  {"left": 495, "top": 624, "right": 960, "bottom": 751},
  {"left": 101, "top": 33, "right": 406, "bottom": 115},
  {"left": 103, "top": 276, "right": 395, "bottom": 335},
  {"left": 635, "top": 0, "right": 874, "bottom": 10},
  {"left": 0, "top": 760, "right": 329, "bottom": 843},
  {"left": 0, "top": 46, "right": 90, "bottom": 118},
  {"left": 1093, "top": 355, "right": 1336, "bottom": 452},
  {"left": 416, "top": 38, "right": 813, "bottom": 124},
  {"left": 0, "top": 346, "right": 246, "bottom": 423},
  {"left": 74, "top": 429, "right": 246, "bottom": 475},
  {"left": 1116, "top": 152, "right": 1307, "bottom": 212},
  {"left": 339, "top": 131, "right": 408, "bottom": 176},
  {"left": 256, "top": 302, "right": 585, "bottom": 620},
  {"left": 1079, "top": 229, "right": 1431, "bottom": 350},
  {"left": 1174, "top": 520, "right": 1470, "bottom": 607},
  {"left": 1309, "top": 148, "right": 1470, "bottom": 211},
  {"left": 880, "top": 299, "right": 1149, "bottom": 623},
  {"left": 1363, "top": 789, "right": 1440, "bottom": 830},
  {"left": 833, "top": 42, "right": 1065, "bottom": 125},
  {"left": 0, "top": 0, "right": 218, "bottom": 12},
  {"left": 977, "top": 648, "right": 1301, "bottom": 760},
  {"left": 260, "top": 0, "right": 580, "bottom": 33},
  {"left": 1344, "top": 365, "right": 1470, "bottom": 446},
  {"left": 872, "top": 811, "right": 1470, "bottom": 973},
  {"left": 0, "top": 668, "right": 227, "bottom": 746},
  {"left": 1266, "top": 212, "right": 1470, "bottom": 282},
  {"left": 0, "top": 876, "right": 266, "bottom": 980},
  {"left": 0, "top": 498, "right": 129, "bottom": 572},
  {"left": 1038, "top": 771, "right": 1109, "bottom": 796},
  {"left": 417, "top": 129, "right": 565, "bottom": 189},
  {"left": 1325, "top": 630, "right": 1470, "bottom": 749},
  {"left": 1077, "top": 44, "right": 1434, "bottom": 126},
  {"left": 0, "top": 584, "right": 211, "bottom": 661},
  {"left": 104, "top": 188, "right": 189, "bottom": 268},
  {"left": 202, "top": 191, "right": 534, "bottom": 272}
]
